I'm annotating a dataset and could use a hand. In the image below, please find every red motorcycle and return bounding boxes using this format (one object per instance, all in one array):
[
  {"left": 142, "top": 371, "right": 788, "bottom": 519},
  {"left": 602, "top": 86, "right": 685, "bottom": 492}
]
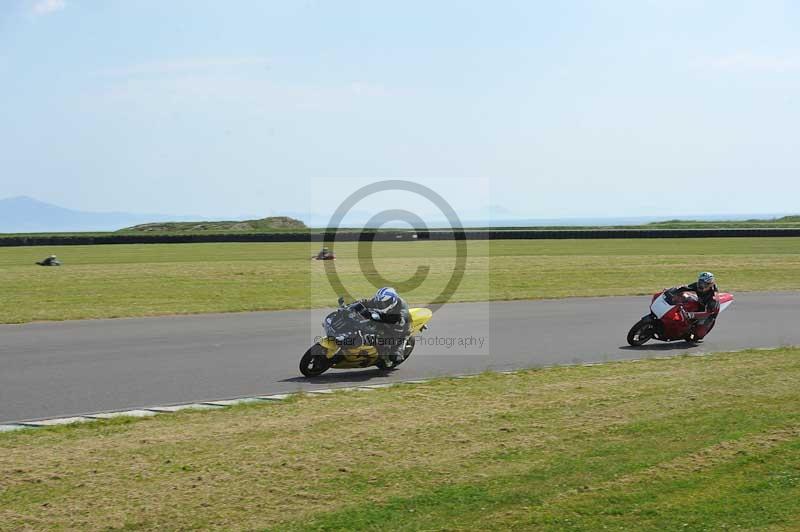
[{"left": 627, "top": 288, "right": 734, "bottom": 346}]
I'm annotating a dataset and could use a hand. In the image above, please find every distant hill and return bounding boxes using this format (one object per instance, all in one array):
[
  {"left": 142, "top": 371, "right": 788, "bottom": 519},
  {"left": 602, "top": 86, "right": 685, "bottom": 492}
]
[
  {"left": 2, "top": 195, "right": 796, "bottom": 234},
  {"left": 0, "top": 196, "right": 191, "bottom": 233},
  {"left": 0, "top": 196, "right": 307, "bottom": 234},
  {"left": 121, "top": 217, "right": 307, "bottom": 232},
  {"left": 643, "top": 215, "right": 800, "bottom": 229}
]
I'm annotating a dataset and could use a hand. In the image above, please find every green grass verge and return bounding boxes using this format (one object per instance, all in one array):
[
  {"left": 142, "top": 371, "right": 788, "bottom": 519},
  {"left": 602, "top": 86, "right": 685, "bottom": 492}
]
[
  {"left": 1, "top": 237, "right": 799, "bottom": 323},
  {"left": 1, "top": 348, "right": 799, "bottom": 530}
]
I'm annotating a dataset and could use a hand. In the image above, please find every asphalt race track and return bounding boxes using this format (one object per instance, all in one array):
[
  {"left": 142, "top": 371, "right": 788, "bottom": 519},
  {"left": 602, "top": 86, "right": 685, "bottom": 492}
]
[{"left": 1, "top": 291, "right": 798, "bottom": 423}]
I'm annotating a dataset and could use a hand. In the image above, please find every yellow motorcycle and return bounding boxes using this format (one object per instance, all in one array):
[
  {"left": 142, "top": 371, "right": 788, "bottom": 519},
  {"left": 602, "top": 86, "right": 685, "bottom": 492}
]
[{"left": 299, "top": 299, "right": 432, "bottom": 377}]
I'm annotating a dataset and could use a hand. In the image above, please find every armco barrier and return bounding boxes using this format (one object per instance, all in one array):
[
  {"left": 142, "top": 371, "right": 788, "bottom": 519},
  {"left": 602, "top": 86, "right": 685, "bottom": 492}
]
[
  {"left": 435, "top": 228, "right": 800, "bottom": 240},
  {"left": 1, "top": 228, "right": 800, "bottom": 247}
]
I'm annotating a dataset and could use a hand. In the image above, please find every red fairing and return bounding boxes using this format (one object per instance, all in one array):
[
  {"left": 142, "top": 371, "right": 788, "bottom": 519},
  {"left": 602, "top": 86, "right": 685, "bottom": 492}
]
[
  {"left": 717, "top": 293, "right": 734, "bottom": 305},
  {"left": 660, "top": 306, "right": 691, "bottom": 339},
  {"left": 629, "top": 288, "right": 734, "bottom": 346}
]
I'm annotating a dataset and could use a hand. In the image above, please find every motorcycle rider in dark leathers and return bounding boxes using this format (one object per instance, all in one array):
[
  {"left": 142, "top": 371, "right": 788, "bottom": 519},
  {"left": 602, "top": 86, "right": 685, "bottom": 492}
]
[
  {"left": 670, "top": 271, "right": 719, "bottom": 340},
  {"left": 36, "top": 255, "right": 60, "bottom": 266},
  {"left": 357, "top": 287, "right": 410, "bottom": 364}
]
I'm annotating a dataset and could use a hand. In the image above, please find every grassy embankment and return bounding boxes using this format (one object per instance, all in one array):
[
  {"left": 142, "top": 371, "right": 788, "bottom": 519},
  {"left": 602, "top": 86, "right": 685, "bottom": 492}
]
[
  {"left": 1, "top": 215, "right": 798, "bottom": 238},
  {"left": 1, "top": 237, "right": 799, "bottom": 324},
  {"left": 1, "top": 348, "right": 799, "bottom": 530},
  {"left": 110, "top": 214, "right": 800, "bottom": 231},
  {"left": 641, "top": 215, "right": 800, "bottom": 229}
]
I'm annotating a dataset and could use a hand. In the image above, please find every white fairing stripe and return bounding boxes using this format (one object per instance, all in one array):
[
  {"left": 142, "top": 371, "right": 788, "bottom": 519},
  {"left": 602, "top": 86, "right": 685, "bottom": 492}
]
[
  {"left": 650, "top": 295, "right": 674, "bottom": 319},
  {"left": 719, "top": 300, "right": 732, "bottom": 313}
]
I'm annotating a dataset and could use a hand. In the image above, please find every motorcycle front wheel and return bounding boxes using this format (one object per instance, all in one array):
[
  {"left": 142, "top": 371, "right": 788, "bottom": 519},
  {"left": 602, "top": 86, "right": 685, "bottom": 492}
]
[
  {"left": 299, "top": 344, "right": 333, "bottom": 377},
  {"left": 627, "top": 318, "right": 655, "bottom": 346},
  {"left": 397, "top": 336, "right": 415, "bottom": 366}
]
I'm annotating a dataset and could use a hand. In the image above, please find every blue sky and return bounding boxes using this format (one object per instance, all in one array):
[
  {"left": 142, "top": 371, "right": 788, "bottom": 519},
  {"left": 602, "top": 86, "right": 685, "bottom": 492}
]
[{"left": 1, "top": 0, "right": 799, "bottom": 222}]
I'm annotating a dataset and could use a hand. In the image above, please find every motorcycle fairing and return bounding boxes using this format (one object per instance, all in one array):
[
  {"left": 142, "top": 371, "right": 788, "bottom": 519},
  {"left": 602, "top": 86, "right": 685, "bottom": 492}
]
[
  {"left": 319, "top": 307, "right": 431, "bottom": 368},
  {"left": 650, "top": 294, "right": 674, "bottom": 319},
  {"left": 409, "top": 308, "right": 432, "bottom": 333},
  {"left": 651, "top": 290, "right": 732, "bottom": 341},
  {"left": 718, "top": 293, "right": 734, "bottom": 312}
]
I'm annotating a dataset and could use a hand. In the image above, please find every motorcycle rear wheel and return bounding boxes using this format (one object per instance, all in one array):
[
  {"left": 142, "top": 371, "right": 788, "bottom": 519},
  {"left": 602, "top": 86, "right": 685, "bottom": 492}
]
[
  {"left": 627, "top": 318, "right": 655, "bottom": 346},
  {"left": 299, "top": 344, "right": 333, "bottom": 377}
]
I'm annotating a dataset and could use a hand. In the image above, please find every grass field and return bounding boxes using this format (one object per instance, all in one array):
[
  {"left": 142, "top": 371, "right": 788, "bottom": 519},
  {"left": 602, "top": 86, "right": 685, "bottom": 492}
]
[
  {"left": 1, "top": 348, "right": 798, "bottom": 530},
  {"left": 1, "top": 237, "right": 799, "bottom": 323}
]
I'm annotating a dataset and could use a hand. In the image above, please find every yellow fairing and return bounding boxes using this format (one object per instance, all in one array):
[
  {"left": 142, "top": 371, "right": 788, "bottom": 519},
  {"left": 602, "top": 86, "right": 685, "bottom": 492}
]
[
  {"left": 318, "top": 337, "right": 340, "bottom": 358},
  {"left": 319, "top": 336, "right": 378, "bottom": 368},
  {"left": 321, "top": 307, "right": 431, "bottom": 369},
  {"left": 409, "top": 307, "right": 432, "bottom": 333}
]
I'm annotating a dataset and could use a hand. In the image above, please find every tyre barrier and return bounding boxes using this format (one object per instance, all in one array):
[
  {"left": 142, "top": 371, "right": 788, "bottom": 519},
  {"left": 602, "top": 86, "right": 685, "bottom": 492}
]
[{"left": 1, "top": 228, "right": 800, "bottom": 247}]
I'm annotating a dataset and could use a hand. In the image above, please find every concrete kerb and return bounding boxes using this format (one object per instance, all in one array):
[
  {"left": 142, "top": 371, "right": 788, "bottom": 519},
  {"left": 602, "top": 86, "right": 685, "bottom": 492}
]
[
  {"left": 87, "top": 410, "right": 158, "bottom": 419},
  {"left": 19, "top": 417, "right": 94, "bottom": 427},
  {"left": 0, "top": 424, "right": 28, "bottom": 432}
]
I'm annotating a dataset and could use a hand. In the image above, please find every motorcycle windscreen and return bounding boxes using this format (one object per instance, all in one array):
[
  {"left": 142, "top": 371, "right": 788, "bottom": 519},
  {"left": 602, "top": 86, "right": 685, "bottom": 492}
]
[{"left": 650, "top": 294, "right": 674, "bottom": 319}]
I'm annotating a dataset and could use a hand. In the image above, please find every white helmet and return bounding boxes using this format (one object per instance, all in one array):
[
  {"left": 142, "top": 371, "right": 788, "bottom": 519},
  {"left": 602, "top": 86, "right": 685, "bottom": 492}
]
[
  {"left": 375, "top": 287, "right": 398, "bottom": 303},
  {"left": 698, "top": 272, "right": 715, "bottom": 288}
]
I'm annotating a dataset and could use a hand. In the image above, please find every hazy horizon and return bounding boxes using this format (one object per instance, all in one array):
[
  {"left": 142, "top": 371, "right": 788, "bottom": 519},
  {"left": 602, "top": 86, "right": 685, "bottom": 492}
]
[
  {"left": 1, "top": 194, "right": 798, "bottom": 233},
  {"left": 2, "top": 1, "right": 799, "bottom": 222}
]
